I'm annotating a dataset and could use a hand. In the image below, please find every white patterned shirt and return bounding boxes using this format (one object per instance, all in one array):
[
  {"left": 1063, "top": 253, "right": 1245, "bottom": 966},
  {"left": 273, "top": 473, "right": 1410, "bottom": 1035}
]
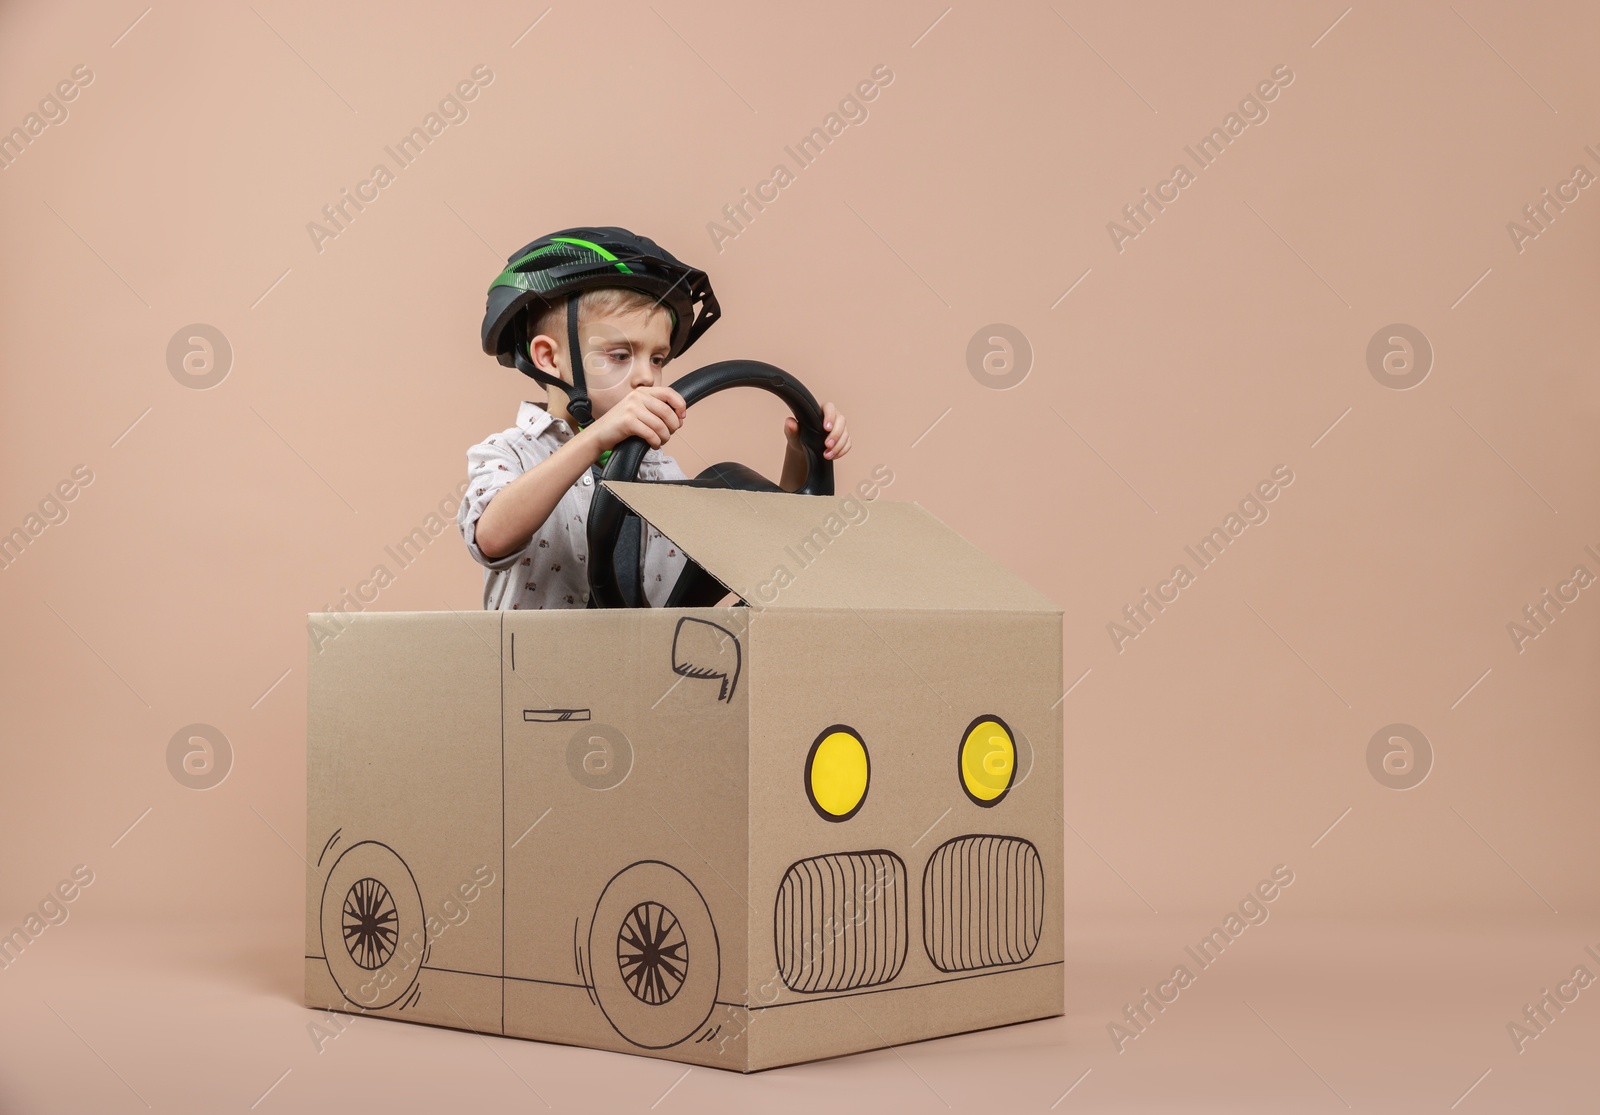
[{"left": 458, "top": 400, "right": 689, "bottom": 610}]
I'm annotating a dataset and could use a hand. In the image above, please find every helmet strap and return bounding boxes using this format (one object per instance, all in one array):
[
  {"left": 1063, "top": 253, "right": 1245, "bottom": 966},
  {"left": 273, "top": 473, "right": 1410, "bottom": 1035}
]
[
  {"left": 510, "top": 301, "right": 597, "bottom": 432},
  {"left": 511, "top": 315, "right": 563, "bottom": 391},
  {"left": 563, "top": 296, "right": 595, "bottom": 428}
]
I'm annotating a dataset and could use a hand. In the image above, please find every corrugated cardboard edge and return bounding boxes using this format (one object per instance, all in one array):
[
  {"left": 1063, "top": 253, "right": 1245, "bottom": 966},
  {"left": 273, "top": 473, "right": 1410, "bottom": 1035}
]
[{"left": 602, "top": 481, "right": 1062, "bottom": 613}]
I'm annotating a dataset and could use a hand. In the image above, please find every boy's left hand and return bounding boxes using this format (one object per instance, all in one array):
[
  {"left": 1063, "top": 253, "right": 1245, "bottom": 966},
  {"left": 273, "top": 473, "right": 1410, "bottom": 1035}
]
[{"left": 784, "top": 402, "right": 851, "bottom": 461}]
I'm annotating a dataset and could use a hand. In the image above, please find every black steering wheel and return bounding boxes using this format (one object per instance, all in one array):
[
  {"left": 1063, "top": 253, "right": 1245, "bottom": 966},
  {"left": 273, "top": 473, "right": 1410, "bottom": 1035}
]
[{"left": 586, "top": 360, "right": 834, "bottom": 609}]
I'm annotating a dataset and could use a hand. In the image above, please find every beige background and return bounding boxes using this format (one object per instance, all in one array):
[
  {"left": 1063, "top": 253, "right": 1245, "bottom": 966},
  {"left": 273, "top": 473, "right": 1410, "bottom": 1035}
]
[{"left": 3, "top": 0, "right": 1598, "bottom": 1110}]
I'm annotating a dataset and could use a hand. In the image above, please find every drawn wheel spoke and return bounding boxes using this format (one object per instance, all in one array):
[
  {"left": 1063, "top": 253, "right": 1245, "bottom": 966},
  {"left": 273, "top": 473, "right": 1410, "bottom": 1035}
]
[
  {"left": 616, "top": 901, "right": 688, "bottom": 1005},
  {"left": 342, "top": 876, "right": 399, "bottom": 970}
]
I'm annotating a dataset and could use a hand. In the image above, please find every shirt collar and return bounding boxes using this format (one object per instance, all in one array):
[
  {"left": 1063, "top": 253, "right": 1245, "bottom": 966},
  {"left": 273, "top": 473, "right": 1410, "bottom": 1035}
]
[{"left": 515, "top": 399, "right": 573, "bottom": 440}]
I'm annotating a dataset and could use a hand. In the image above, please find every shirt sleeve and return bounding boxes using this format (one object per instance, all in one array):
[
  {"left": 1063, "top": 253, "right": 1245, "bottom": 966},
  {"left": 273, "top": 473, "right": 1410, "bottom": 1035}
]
[{"left": 458, "top": 433, "right": 528, "bottom": 572}]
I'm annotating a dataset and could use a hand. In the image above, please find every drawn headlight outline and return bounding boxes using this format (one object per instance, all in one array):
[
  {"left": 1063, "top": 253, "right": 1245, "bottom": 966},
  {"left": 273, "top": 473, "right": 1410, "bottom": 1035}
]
[
  {"left": 804, "top": 724, "right": 870, "bottom": 822},
  {"left": 958, "top": 714, "right": 1016, "bottom": 807}
]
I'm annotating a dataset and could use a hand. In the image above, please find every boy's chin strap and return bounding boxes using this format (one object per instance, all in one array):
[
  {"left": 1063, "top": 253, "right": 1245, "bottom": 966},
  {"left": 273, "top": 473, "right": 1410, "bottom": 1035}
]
[
  {"left": 511, "top": 297, "right": 595, "bottom": 430},
  {"left": 562, "top": 297, "right": 594, "bottom": 428}
]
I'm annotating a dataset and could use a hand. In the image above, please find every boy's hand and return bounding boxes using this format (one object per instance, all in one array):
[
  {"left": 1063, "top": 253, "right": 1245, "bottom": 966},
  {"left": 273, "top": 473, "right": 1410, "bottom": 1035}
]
[
  {"left": 784, "top": 402, "right": 851, "bottom": 461},
  {"left": 586, "top": 385, "right": 687, "bottom": 452}
]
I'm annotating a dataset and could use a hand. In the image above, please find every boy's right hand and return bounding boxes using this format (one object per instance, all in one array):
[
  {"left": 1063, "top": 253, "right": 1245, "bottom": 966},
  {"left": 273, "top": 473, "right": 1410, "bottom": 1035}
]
[{"left": 584, "top": 386, "right": 687, "bottom": 452}]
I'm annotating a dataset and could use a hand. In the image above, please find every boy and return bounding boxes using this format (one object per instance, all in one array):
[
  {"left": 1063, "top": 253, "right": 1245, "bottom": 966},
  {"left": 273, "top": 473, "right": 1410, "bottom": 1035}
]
[{"left": 459, "top": 227, "right": 851, "bottom": 609}]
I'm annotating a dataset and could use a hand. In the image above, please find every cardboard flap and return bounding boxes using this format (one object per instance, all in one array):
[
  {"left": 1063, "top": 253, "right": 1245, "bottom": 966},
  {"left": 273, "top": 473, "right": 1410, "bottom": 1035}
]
[{"left": 603, "top": 481, "right": 1059, "bottom": 612}]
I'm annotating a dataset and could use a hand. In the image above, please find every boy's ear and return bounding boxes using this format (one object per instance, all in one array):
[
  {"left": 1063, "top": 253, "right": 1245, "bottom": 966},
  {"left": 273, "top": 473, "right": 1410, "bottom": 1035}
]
[{"left": 527, "top": 332, "right": 567, "bottom": 379}]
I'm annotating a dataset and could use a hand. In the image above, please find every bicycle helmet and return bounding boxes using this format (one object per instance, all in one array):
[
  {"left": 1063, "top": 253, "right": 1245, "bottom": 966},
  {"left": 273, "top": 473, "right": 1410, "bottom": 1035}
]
[{"left": 480, "top": 226, "right": 720, "bottom": 428}]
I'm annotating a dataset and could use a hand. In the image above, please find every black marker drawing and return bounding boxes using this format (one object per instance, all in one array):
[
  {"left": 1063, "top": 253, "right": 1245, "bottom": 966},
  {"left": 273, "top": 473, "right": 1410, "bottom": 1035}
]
[
  {"left": 803, "top": 724, "right": 870, "bottom": 823},
  {"left": 957, "top": 712, "right": 1017, "bottom": 808},
  {"left": 316, "top": 827, "right": 342, "bottom": 868},
  {"left": 524, "top": 707, "right": 592, "bottom": 722},
  {"left": 319, "top": 841, "right": 425, "bottom": 1011},
  {"left": 620, "top": 901, "right": 688, "bottom": 1005},
  {"left": 588, "top": 860, "right": 721, "bottom": 1049},
  {"left": 922, "top": 834, "right": 1044, "bottom": 972},
  {"left": 308, "top": 621, "right": 1058, "bottom": 1070},
  {"left": 775, "top": 851, "right": 907, "bottom": 993},
  {"left": 670, "top": 617, "right": 741, "bottom": 702},
  {"left": 573, "top": 918, "right": 599, "bottom": 1007}
]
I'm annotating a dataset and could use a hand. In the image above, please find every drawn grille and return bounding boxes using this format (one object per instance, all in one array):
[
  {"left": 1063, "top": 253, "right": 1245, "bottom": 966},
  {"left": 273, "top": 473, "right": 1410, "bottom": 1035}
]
[
  {"left": 922, "top": 835, "right": 1044, "bottom": 971},
  {"left": 775, "top": 851, "right": 907, "bottom": 992}
]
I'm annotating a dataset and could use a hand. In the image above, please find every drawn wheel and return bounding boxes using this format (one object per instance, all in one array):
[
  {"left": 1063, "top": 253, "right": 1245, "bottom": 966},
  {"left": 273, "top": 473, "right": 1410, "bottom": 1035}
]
[
  {"left": 343, "top": 878, "right": 398, "bottom": 969},
  {"left": 590, "top": 862, "right": 719, "bottom": 1048},
  {"left": 618, "top": 901, "right": 690, "bottom": 1004},
  {"left": 320, "top": 841, "right": 424, "bottom": 1010}
]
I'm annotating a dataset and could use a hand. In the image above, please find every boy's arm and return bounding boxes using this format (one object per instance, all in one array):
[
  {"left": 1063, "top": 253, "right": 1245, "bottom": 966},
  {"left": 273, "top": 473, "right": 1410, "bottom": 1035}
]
[
  {"left": 474, "top": 429, "right": 605, "bottom": 561},
  {"left": 476, "top": 385, "right": 688, "bottom": 560}
]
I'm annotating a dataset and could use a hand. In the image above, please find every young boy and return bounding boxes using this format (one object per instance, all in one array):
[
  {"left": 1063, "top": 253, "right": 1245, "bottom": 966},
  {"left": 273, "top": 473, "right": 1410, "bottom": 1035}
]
[{"left": 459, "top": 227, "right": 851, "bottom": 609}]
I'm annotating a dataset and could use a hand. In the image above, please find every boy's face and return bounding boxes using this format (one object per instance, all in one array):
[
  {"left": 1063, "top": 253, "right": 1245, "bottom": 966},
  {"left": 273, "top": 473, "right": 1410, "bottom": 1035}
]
[{"left": 531, "top": 306, "right": 673, "bottom": 419}]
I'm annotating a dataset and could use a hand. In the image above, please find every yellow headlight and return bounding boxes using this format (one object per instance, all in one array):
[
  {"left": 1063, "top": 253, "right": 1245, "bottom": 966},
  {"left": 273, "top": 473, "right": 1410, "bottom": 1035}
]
[
  {"left": 806, "top": 725, "right": 869, "bottom": 821},
  {"left": 959, "top": 715, "right": 1015, "bottom": 806}
]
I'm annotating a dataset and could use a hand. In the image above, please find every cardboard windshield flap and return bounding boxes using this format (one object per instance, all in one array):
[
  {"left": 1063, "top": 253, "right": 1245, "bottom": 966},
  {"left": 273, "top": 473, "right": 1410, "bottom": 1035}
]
[{"left": 306, "top": 483, "right": 1064, "bottom": 1071}]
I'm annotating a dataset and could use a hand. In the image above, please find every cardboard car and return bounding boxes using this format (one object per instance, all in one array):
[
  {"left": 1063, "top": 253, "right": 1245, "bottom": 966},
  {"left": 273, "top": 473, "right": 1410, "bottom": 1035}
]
[{"left": 304, "top": 478, "right": 1064, "bottom": 1071}]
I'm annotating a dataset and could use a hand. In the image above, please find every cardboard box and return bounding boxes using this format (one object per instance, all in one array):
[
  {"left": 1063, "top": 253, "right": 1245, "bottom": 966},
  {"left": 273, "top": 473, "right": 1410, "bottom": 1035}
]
[{"left": 305, "top": 482, "right": 1064, "bottom": 1070}]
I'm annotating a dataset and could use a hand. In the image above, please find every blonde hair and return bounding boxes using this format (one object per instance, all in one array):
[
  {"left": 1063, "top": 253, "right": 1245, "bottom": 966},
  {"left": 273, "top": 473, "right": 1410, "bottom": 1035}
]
[{"left": 529, "top": 287, "right": 672, "bottom": 353}]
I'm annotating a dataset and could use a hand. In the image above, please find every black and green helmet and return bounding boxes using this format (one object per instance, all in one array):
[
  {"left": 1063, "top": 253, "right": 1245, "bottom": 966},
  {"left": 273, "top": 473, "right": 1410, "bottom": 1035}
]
[{"left": 480, "top": 226, "right": 719, "bottom": 428}]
